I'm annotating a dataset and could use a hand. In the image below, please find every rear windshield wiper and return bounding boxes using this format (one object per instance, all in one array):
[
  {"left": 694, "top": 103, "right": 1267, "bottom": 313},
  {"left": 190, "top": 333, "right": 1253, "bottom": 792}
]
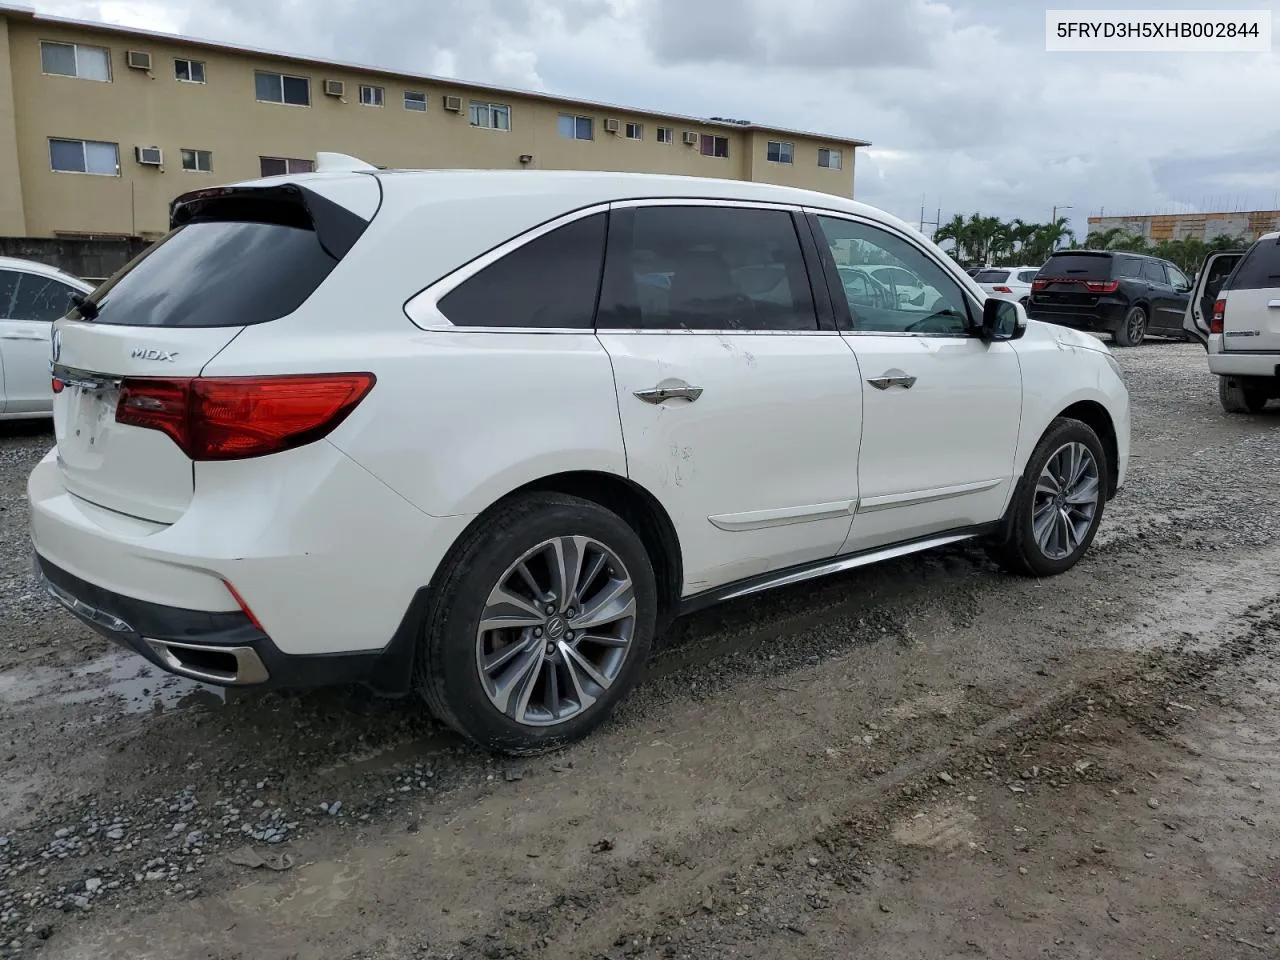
[{"left": 70, "top": 294, "right": 98, "bottom": 321}]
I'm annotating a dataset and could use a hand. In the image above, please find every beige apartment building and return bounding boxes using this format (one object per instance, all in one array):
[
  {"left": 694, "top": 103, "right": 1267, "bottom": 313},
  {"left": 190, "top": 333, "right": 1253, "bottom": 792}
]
[{"left": 0, "top": 4, "right": 868, "bottom": 240}]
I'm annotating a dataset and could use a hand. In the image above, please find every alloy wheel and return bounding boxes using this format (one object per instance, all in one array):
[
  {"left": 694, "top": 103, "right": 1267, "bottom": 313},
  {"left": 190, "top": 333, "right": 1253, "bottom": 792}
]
[
  {"left": 1031, "top": 442, "right": 1101, "bottom": 561},
  {"left": 475, "top": 536, "right": 637, "bottom": 727},
  {"left": 1125, "top": 308, "right": 1146, "bottom": 345}
]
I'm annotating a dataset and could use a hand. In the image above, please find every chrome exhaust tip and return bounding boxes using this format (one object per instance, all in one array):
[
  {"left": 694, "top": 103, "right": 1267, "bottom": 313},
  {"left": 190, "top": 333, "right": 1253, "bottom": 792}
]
[{"left": 144, "top": 639, "right": 270, "bottom": 686}]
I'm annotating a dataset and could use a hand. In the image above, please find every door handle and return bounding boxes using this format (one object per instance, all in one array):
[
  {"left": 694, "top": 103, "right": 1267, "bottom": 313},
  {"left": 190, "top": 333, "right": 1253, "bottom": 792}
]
[
  {"left": 867, "top": 373, "right": 917, "bottom": 391},
  {"left": 634, "top": 383, "right": 703, "bottom": 404}
]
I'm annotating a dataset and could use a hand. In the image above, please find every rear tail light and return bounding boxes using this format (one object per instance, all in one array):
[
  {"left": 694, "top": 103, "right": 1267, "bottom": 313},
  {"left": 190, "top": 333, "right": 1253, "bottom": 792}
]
[
  {"left": 115, "top": 373, "right": 375, "bottom": 460},
  {"left": 222, "top": 579, "right": 264, "bottom": 631},
  {"left": 993, "top": 285, "right": 1013, "bottom": 293},
  {"left": 1210, "top": 298, "right": 1226, "bottom": 334},
  {"left": 1083, "top": 280, "right": 1120, "bottom": 294},
  {"left": 1031, "top": 278, "right": 1049, "bottom": 291}
]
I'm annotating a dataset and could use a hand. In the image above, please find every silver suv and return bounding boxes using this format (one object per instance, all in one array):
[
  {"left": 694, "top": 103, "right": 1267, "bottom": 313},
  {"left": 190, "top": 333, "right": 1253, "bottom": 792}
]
[{"left": 1185, "top": 232, "right": 1280, "bottom": 413}]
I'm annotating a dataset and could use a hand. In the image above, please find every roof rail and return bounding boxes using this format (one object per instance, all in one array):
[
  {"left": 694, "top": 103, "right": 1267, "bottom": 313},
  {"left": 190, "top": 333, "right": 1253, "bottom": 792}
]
[{"left": 314, "top": 152, "right": 378, "bottom": 173}]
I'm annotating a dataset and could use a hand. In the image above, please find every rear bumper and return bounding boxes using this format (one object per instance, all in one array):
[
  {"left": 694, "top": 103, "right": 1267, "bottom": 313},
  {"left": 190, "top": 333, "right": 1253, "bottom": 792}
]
[
  {"left": 36, "top": 554, "right": 428, "bottom": 692},
  {"left": 1206, "top": 349, "right": 1280, "bottom": 379},
  {"left": 1027, "top": 299, "right": 1127, "bottom": 333}
]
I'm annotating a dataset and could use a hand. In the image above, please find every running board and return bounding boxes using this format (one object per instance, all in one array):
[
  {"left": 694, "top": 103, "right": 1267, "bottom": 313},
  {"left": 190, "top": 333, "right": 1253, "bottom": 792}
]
[{"left": 677, "top": 528, "right": 991, "bottom": 616}]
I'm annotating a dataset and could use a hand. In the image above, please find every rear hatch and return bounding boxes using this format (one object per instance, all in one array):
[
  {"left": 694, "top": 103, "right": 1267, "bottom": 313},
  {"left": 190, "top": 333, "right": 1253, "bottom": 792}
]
[
  {"left": 51, "top": 178, "right": 377, "bottom": 523},
  {"left": 973, "top": 269, "right": 1012, "bottom": 296},
  {"left": 1030, "top": 252, "right": 1117, "bottom": 311},
  {"left": 1219, "top": 235, "right": 1280, "bottom": 353}
]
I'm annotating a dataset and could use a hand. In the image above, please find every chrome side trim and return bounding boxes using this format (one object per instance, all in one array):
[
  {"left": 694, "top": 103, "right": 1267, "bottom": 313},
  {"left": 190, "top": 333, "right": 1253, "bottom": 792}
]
[
  {"left": 708, "top": 498, "right": 856, "bottom": 532},
  {"left": 857, "top": 478, "right": 1003, "bottom": 513},
  {"left": 49, "top": 364, "right": 124, "bottom": 391},
  {"left": 144, "top": 639, "right": 270, "bottom": 686},
  {"left": 713, "top": 531, "right": 978, "bottom": 604}
]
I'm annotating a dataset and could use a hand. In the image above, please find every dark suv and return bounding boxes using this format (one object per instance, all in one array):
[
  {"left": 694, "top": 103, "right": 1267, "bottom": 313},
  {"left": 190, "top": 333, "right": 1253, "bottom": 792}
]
[{"left": 1026, "top": 250, "right": 1193, "bottom": 346}]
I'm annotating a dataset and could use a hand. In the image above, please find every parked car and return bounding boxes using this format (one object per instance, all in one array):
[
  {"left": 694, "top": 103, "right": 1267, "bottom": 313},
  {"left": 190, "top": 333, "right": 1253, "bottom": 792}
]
[
  {"left": 30, "top": 156, "right": 1130, "bottom": 753},
  {"left": 0, "top": 257, "right": 93, "bottom": 419},
  {"left": 1184, "top": 233, "right": 1279, "bottom": 413},
  {"left": 973, "top": 266, "right": 1041, "bottom": 307},
  {"left": 867, "top": 264, "right": 931, "bottom": 305},
  {"left": 1026, "top": 250, "right": 1193, "bottom": 346}
]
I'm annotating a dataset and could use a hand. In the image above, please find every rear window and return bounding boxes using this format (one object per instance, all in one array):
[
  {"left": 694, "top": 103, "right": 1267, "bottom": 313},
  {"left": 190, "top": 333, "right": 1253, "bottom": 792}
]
[
  {"left": 974, "top": 270, "right": 1010, "bottom": 283},
  {"left": 1227, "top": 237, "right": 1280, "bottom": 291},
  {"left": 75, "top": 186, "right": 368, "bottom": 328},
  {"left": 1039, "top": 254, "right": 1114, "bottom": 280}
]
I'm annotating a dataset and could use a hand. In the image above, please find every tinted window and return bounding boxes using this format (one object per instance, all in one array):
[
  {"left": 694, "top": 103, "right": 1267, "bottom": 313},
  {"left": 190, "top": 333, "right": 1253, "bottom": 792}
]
[
  {"left": 1017, "top": 270, "right": 1039, "bottom": 283},
  {"left": 1040, "top": 254, "right": 1114, "bottom": 280},
  {"left": 1142, "top": 260, "right": 1168, "bottom": 285},
  {"left": 1115, "top": 257, "right": 1144, "bottom": 279},
  {"left": 1166, "top": 264, "right": 1190, "bottom": 289},
  {"left": 974, "top": 270, "right": 1010, "bottom": 283},
  {"left": 82, "top": 221, "right": 340, "bottom": 328},
  {"left": 439, "top": 213, "right": 606, "bottom": 329},
  {"left": 816, "top": 216, "right": 971, "bottom": 334},
  {"left": 1228, "top": 237, "right": 1280, "bottom": 291},
  {"left": 0, "top": 269, "right": 81, "bottom": 322},
  {"left": 597, "top": 206, "right": 817, "bottom": 332}
]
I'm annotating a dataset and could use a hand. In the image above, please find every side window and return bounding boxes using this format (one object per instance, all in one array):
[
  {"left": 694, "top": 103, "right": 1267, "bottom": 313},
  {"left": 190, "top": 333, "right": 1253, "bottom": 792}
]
[
  {"left": 597, "top": 205, "right": 818, "bottom": 332},
  {"left": 1142, "top": 260, "right": 1168, "bottom": 285},
  {"left": 1017, "top": 270, "right": 1039, "bottom": 284},
  {"left": 0, "top": 272, "right": 81, "bottom": 322},
  {"left": 438, "top": 213, "right": 607, "bottom": 329},
  {"left": 1116, "top": 258, "right": 1143, "bottom": 279},
  {"left": 815, "top": 215, "right": 971, "bottom": 335},
  {"left": 1166, "top": 264, "right": 1190, "bottom": 290}
]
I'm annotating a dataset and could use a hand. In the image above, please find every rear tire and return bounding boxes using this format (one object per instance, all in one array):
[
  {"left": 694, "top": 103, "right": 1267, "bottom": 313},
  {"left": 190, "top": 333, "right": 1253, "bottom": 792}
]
[
  {"left": 1113, "top": 306, "right": 1147, "bottom": 347},
  {"left": 987, "top": 418, "right": 1108, "bottom": 578},
  {"left": 414, "top": 492, "right": 656, "bottom": 755},
  {"left": 1218, "top": 376, "right": 1269, "bottom": 414}
]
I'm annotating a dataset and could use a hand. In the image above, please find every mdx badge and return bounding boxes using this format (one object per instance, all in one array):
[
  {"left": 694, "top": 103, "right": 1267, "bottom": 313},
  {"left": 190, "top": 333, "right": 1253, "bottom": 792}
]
[{"left": 131, "top": 347, "right": 179, "bottom": 361}]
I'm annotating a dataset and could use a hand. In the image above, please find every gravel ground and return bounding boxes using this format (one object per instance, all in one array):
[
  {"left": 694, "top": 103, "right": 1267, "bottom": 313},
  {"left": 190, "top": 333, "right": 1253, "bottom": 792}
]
[{"left": 0, "top": 340, "right": 1277, "bottom": 959}]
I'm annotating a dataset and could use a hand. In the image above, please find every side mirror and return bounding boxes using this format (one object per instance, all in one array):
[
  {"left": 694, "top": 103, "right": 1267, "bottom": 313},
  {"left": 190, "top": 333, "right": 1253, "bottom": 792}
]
[{"left": 980, "top": 298, "right": 1025, "bottom": 342}]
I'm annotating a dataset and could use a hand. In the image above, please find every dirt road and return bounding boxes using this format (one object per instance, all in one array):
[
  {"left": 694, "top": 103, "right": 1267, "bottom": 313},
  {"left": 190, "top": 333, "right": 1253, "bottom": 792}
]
[{"left": 1, "top": 341, "right": 1277, "bottom": 959}]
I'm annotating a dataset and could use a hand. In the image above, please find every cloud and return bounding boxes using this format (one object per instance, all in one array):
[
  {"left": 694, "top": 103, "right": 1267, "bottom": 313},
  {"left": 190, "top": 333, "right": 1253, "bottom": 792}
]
[{"left": 30, "top": 0, "right": 1280, "bottom": 235}]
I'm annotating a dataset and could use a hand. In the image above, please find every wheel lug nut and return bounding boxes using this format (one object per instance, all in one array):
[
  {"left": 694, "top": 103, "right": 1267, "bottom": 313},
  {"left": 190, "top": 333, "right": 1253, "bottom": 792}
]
[
  {"left": 565, "top": 631, "right": 575, "bottom": 641},
  {"left": 533, "top": 627, "right": 543, "bottom": 637},
  {"left": 545, "top": 642, "right": 555, "bottom": 655},
  {"left": 545, "top": 604, "right": 555, "bottom": 614},
  {"left": 566, "top": 608, "right": 576, "bottom": 619}
]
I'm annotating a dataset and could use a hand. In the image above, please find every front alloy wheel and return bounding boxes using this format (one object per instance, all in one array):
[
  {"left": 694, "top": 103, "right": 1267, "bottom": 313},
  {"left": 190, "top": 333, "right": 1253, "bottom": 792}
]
[
  {"left": 1031, "top": 442, "right": 1101, "bottom": 560},
  {"left": 476, "top": 536, "right": 636, "bottom": 727}
]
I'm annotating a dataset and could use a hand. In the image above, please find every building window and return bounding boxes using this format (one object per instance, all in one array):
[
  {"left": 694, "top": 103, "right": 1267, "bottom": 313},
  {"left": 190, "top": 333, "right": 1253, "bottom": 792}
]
[
  {"left": 700, "top": 134, "right": 730, "bottom": 158},
  {"left": 180, "top": 148, "right": 213, "bottom": 172},
  {"left": 656, "top": 127, "right": 673, "bottom": 145},
  {"left": 40, "top": 41, "right": 111, "bottom": 81},
  {"left": 625, "top": 122, "right": 643, "bottom": 141},
  {"left": 174, "top": 58, "right": 205, "bottom": 83},
  {"left": 49, "top": 138, "right": 119, "bottom": 175},
  {"left": 259, "top": 156, "right": 315, "bottom": 177},
  {"left": 255, "top": 71, "right": 310, "bottom": 106},
  {"left": 818, "top": 148, "right": 842, "bottom": 170},
  {"left": 558, "top": 114, "right": 594, "bottom": 140},
  {"left": 359, "top": 84, "right": 384, "bottom": 107},
  {"left": 403, "top": 90, "right": 426, "bottom": 111},
  {"left": 469, "top": 101, "right": 510, "bottom": 130},
  {"left": 766, "top": 140, "right": 794, "bottom": 164}
]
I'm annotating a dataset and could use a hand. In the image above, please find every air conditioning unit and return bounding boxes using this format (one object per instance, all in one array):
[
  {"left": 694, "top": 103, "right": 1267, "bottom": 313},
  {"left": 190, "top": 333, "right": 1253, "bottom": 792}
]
[
  {"left": 126, "top": 50, "right": 152, "bottom": 71},
  {"left": 134, "top": 145, "right": 162, "bottom": 166},
  {"left": 682, "top": 131, "right": 698, "bottom": 146},
  {"left": 324, "top": 79, "right": 345, "bottom": 98},
  {"left": 603, "top": 118, "right": 620, "bottom": 134},
  {"left": 443, "top": 95, "right": 463, "bottom": 112}
]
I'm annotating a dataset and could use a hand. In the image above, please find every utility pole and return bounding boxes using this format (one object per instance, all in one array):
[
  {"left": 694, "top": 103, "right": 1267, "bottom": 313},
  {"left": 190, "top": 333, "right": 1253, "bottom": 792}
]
[{"left": 1052, "top": 204, "right": 1073, "bottom": 250}]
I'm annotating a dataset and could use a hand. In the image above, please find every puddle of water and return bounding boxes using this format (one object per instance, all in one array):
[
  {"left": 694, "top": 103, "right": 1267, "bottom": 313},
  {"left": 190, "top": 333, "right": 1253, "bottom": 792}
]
[{"left": 0, "top": 649, "right": 224, "bottom": 715}]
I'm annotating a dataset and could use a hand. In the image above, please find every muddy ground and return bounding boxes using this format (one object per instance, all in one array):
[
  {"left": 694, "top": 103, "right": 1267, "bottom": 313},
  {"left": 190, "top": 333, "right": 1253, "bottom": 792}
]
[{"left": 0, "top": 340, "right": 1277, "bottom": 959}]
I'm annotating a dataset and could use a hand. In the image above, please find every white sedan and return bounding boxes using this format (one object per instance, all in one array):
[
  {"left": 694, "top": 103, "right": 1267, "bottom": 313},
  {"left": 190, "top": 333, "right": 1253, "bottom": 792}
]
[
  {"left": 974, "top": 266, "right": 1041, "bottom": 306},
  {"left": 0, "top": 256, "right": 92, "bottom": 419}
]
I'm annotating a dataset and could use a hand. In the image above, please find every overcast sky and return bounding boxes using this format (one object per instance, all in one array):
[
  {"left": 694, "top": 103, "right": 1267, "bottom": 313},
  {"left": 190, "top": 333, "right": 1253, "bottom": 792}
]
[{"left": 32, "top": 0, "right": 1280, "bottom": 239}]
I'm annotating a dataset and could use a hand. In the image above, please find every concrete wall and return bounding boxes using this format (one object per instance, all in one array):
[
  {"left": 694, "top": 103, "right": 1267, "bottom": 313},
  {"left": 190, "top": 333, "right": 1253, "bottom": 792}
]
[
  {"left": 3, "top": 14, "right": 858, "bottom": 239},
  {"left": 0, "top": 235, "right": 149, "bottom": 280}
]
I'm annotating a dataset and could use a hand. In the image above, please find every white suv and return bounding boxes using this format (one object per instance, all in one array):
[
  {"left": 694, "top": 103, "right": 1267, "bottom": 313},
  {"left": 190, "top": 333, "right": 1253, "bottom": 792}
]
[
  {"left": 1185, "top": 232, "right": 1280, "bottom": 413},
  {"left": 30, "top": 154, "right": 1130, "bottom": 753}
]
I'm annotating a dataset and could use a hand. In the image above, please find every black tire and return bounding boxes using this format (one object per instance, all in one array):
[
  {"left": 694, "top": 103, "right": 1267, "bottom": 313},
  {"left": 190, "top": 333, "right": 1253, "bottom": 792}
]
[
  {"left": 1218, "top": 376, "right": 1268, "bottom": 414},
  {"left": 987, "top": 417, "right": 1108, "bottom": 578},
  {"left": 414, "top": 492, "right": 656, "bottom": 755},
  {"left": 1113, "top": 306, "right": 1147, "bottom": 347}
]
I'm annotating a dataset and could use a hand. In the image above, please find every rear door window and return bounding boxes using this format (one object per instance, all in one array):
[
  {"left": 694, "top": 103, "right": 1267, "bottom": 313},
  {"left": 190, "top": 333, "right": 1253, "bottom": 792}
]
[
  {"left": 1227, "top": 237, "right": 1280, "bottom": 291},
  {"left": 1142, "top": 260, "right": 1168, "bottom": 285},
  {"left": 76, "top": 187, "right": 368, "bottom": 328},
  {"left": 0, "top": 269, "right": 81, "bottom": 321},
  {"left": 438, "top": 213, "right": 607, "bottom": 329},
  {"left": 597, "top": 205, "right": 818, "bottom": 332}
]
